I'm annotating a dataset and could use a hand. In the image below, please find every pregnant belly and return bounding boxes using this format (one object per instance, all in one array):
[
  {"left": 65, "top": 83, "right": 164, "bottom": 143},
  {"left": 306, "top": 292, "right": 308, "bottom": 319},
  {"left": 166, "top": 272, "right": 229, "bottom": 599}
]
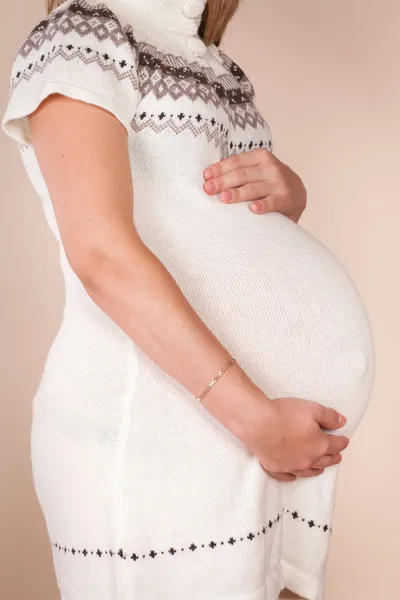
[
  {"left": 32, "top": 203, "right": 374, "bottom": 538},
  {"left": 136, "top": 204, "right": 375, "bottom": 435}
]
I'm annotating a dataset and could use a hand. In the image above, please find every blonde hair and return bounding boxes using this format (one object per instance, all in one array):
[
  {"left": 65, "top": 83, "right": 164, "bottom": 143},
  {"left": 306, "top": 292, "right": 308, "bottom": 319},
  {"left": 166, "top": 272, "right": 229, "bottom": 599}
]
[{"left": 46, "top": 0, "right": 239, "bottom": 46}]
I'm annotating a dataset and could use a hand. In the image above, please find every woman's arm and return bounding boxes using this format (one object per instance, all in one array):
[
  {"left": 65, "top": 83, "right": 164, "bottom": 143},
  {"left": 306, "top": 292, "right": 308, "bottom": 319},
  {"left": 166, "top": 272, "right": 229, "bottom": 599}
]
[
  {"left": 29, "top": 94, "right": 348, "bottom": 476},
  {"left": 30, "top": 94, "right": 248, "bottom": 429}
]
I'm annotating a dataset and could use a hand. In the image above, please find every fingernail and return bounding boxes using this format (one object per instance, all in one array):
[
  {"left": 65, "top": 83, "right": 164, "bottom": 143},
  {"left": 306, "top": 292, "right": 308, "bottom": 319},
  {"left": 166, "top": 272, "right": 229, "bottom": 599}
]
[
  {"left": 338, "top": 414, "right": 346, "bottom": 426},
  {"left": 221, "top": 190, "right": 233, "bottom": 203},
  {"left": 204, "top": 181, "right": 216, "bottom": 194},
  {"left": 251, "top": 201, "right": 262, "bottom": 212},
  {"left": 204, "top": 168, "right": 215, "bottom": 181}
]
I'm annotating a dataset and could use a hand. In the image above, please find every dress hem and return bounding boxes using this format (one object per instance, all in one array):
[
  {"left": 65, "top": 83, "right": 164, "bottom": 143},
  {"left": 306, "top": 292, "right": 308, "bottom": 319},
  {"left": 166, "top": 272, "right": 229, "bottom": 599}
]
[
  {"left": 60, "top": 580, "right": 278, "bottom": 600},
  {"left": 280, "top": 560, "right": 322, "bottom": 600}
]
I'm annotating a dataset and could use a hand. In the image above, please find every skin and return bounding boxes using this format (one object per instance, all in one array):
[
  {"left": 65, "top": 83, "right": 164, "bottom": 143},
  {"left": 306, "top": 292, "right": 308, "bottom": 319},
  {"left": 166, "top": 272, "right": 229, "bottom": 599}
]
[{"left": 28, "top": 94, "right": 349, "bottom": 482}]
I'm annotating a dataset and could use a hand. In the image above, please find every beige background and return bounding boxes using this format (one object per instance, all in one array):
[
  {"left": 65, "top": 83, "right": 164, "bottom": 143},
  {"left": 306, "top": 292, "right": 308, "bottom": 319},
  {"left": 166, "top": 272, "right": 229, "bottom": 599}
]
[{"left": 0, "top": 0, "right": 398, "bottom": 598}]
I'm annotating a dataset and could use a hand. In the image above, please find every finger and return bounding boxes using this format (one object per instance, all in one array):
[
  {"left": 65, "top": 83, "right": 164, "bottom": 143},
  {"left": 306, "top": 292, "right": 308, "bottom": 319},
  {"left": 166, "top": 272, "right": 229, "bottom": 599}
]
[
  {"left": 325, "top": 434, "right": 350, "bottom": 456},
  {"left": 204, "top": 148, "right": 272, "bottom": 180},
  {"left": 311, "top": 453, "right": 343, "bottom": 470},
  {"left": 203, "top": 165, "right": 265, "bottom": 196},
  {"left": 249, "top": 195, "right": 287, "bottom": 214},
  {"left": 250, "top": 196, "right": 302, "bottom": 222},
  {"left": 291, "top": 468, "right": 324, "bottom": 478},
  {"left": 269, "top": 472, "right": 297, "bottom": 482},
  {"left": 315, "top": 405, "right": 347, "bottom": 430},
  {"left": 217, "top": 182, "right": 270, "bottom": 204}
]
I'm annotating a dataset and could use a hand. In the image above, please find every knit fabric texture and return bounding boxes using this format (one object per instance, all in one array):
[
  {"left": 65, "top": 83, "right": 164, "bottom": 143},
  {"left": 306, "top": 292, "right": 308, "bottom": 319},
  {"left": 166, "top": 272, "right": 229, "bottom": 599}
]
[{"left": 2, "top": 1, "right": 375, "bottom": 599}]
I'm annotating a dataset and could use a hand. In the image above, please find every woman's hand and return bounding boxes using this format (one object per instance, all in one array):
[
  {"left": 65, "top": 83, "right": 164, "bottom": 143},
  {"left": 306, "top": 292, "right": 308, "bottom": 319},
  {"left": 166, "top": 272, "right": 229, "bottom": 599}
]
[
  {"left": 259, "top": 397, "right": 346, "bottom": 482},
  {"left": 203, "top": 148, "right": 307, "bottom": 224},
  {"left": 235, "top": 395, "right": 349, "bottom": 480},
  {"left": 202, "top": 374, "right": 349, "bottom": 481}
]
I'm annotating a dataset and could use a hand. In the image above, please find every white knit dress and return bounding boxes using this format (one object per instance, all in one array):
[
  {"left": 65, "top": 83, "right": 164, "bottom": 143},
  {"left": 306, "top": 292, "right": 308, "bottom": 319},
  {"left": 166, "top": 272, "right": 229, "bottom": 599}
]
[{"left": 2, "top": 1, "right": 375, "bottom": 599}]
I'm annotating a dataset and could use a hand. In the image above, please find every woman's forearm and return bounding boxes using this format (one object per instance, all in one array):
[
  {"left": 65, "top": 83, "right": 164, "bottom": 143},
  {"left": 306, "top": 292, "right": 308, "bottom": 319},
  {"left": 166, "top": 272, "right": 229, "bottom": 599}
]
[{"left": 73, "top": 234, "right": 266, "bottom": 437}]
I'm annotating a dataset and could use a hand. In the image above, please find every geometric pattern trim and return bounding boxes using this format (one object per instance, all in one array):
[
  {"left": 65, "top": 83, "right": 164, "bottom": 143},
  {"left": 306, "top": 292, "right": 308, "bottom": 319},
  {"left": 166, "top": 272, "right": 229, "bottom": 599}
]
[
  {"left": 50, "top": 508, "right": 332, "bottom": 564},
  {"left": 51, "top": 512, "right": 285, "bottom": 563},
  {"left": 11, "top": 0, "right": 264, "bottom": 130},
  {"left": 131, "top": 110, "right": 272, "bottom": 157}
]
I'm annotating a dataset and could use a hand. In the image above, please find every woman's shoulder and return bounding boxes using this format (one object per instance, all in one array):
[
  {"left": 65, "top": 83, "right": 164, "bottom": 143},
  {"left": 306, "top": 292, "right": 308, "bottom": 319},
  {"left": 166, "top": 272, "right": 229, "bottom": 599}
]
[
  {"left": 3, "top": 0, "right": 141, "bottom": 145},
  {"left": 12, "top": 0, "right": 138, "bottom": 66}
]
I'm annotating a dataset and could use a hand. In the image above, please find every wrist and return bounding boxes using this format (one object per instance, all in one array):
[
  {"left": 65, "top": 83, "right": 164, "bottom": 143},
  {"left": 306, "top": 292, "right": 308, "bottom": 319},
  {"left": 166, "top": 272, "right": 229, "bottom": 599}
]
[
  {"left": 200, "top": 363, "right": 275, "bottom": 441},
  {"left": 229, "top": 388, "right": 276, "bottom": 447}
]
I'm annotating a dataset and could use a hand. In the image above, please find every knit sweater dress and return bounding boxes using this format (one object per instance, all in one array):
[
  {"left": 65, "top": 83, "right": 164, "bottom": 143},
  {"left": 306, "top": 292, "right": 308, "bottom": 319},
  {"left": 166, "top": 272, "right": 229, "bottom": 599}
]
[{"left": 2, "top": 1, "right": 375, "bottom": 599}]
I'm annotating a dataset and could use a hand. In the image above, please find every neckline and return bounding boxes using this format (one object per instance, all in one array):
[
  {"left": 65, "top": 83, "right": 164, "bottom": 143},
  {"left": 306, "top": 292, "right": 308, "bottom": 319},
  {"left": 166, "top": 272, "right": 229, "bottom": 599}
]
[
  {"left": 103, "top": 0, "right": 215, "bottom": 59},
  {"left": 108, "top": 0, "right": 207, "bottom": 37}
]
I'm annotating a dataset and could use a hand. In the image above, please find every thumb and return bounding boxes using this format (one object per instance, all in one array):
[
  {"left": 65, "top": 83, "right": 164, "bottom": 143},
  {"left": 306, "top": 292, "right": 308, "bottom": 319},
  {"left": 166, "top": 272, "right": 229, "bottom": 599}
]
[{"left": 315, "top": 406, "right": 347, "bottom": 430}]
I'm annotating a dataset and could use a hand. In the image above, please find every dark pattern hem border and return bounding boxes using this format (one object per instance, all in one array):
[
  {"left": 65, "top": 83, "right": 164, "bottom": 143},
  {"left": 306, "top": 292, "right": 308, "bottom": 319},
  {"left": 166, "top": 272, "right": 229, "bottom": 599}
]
[{"left": 51, "top": 509, "right": 332, "bottom": 562}]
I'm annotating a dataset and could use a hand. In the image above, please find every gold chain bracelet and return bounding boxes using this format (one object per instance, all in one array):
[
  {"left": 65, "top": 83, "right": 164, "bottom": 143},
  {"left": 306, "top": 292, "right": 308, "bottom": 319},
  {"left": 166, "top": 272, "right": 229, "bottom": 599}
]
[{"left": 196, "top": 358, "right": 237, "bottom": 403}]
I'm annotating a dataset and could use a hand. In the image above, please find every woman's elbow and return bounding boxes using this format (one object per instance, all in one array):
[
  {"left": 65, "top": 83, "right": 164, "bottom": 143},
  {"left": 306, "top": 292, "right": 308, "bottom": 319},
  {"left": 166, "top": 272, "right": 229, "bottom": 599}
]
[
  {"left": 66, "top": 242, "right": 126, "bottom": 296},
  {"left": 65, "top": 227, "right": 145, "bottom": 294}
]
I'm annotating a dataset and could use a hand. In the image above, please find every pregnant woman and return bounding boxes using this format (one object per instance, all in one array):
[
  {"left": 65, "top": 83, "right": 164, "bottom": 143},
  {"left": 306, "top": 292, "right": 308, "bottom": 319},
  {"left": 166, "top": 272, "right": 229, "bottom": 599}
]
[{"left": 2, "top": 1, "right": 375, "bottom": 599}]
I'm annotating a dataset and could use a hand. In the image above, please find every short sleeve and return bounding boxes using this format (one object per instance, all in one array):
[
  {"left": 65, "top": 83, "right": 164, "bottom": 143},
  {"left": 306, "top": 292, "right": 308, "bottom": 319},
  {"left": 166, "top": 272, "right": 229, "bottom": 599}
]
[{"left": 2, "top": 0, "right": 140, "bottom": 145}]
